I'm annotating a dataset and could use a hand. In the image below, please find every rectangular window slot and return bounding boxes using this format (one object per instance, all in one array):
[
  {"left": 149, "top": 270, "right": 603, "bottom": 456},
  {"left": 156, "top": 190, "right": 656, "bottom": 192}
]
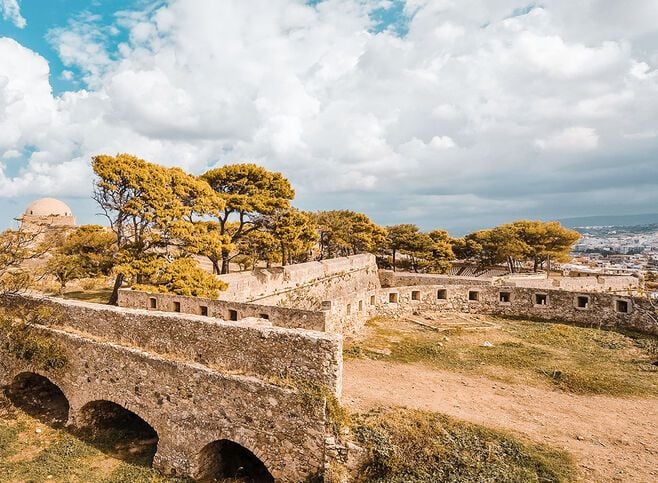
[
  {"left": 468, "top": 290, "right": 480, "bottom": 302},
  {"left": 576, "top": 296, "right": 589, "bottom": 309},
  {"left": 437, "top": 289, "right": 448, "bottom": 300},
  {"left": 173, "top": 301, "right": 181, "bottom": 313},
  {"left": 535, "top": 294, "right": 548, "bottom": 306},
  {"left": 358, "top": 300, "right": 363, "bottom": 311},
  {"left": 229, "top": 309, "right": 238, "bottom": 321},
  {"left": 259, "top": 313, "right": 270, "bottom": 320},
  {"left": 200, "top": 306, "right": 208, "bottom": 316},
  {"left": 499, "top": 292, "right": 511, "bottom": 303},
  {"left": 412, "top": 291, "right": 420, "bottom": 301},
  {"left": 149, "top": 298, "right": 157, "bottom": 309},
  {"left": 389, "top": 293, "right": 398, "bottom": 303},
  {"left": 370, "top": 295, "right": 376, "bottom": 305},
  {"left": 346, "top": 304, "right": 351, "bottom": 315},
  {"left": 615, "top": 300, "right": 629, "bottom": 314}
]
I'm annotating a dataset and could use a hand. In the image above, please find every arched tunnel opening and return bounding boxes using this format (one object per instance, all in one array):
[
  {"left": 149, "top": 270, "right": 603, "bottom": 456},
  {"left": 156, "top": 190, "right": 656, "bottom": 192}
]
[
  {"left": 195, "top": 439, "right": 274, "bottom": 483},
  {"left": 76, "top": 400, "right": 159, "bottom": 467},
  {"left": 4, "top": 372, "right": 70, "bottom": 427}
]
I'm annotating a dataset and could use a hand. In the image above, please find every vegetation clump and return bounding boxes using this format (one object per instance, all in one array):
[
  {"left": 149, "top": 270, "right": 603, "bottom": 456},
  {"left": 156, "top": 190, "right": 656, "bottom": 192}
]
[
  {"left": 346, "top": 316, "right": 658, "bottom": 396},
  {"left": 352, "top": 407, "right": 576, "bottom": 483},
  {"left": 0, "top": 311, "right": 68, "bottom": 371}
]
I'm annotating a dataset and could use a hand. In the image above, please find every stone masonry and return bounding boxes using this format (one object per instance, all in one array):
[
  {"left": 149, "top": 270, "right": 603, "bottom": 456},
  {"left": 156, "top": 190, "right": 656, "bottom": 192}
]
[{"left": 0, "top": 294, "right": 342, "bottom": 481}]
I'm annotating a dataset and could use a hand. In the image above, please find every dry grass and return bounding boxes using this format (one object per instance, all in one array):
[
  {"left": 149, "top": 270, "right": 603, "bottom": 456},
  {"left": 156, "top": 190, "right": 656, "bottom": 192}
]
[
  {"left": 352, "top": 406, "right": 577, "bottom": 483},
  {"left": 0, "top": 403, "right": 189, "bottom": 483},
  {"left": 344, "top": 315, "right": 658, "bottom": 396},
  {"left": 61, "top": 289, "right": 113, "bottom": 304}
]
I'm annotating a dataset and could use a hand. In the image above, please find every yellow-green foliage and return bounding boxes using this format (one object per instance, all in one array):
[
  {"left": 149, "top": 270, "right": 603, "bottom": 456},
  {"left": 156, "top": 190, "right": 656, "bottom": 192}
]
[
  {"left": 353, "top": 407, "right": 576, "bottom": 483},
  {"left": 132, "top": 257, "right": 227, "bottom": 298},
  {"left": 0, "top": 314, "right": 67, "bottom": 371}
]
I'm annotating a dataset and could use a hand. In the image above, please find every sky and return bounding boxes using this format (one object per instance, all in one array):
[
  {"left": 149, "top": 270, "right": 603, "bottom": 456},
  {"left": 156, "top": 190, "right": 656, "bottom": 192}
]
[{"left": 0, "top": 0, "right": 657, "bottom": 235}]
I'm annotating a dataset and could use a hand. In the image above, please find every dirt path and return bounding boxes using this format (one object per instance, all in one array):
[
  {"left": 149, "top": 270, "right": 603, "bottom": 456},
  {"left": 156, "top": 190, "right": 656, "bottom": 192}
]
[{"left": 343, "top": 359, "right": 658, "bottom": 483}]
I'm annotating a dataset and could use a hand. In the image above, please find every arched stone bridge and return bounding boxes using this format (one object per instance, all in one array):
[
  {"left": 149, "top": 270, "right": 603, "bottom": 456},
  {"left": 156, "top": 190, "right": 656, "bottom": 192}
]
[{"left": 0, "top": 294, "right": 342, "bottom": 481}]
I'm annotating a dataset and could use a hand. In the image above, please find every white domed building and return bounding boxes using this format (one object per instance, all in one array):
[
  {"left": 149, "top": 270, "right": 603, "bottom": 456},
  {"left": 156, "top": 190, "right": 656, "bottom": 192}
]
[{"left": 21, "top": 198, "right": 76, "bottom": 232}]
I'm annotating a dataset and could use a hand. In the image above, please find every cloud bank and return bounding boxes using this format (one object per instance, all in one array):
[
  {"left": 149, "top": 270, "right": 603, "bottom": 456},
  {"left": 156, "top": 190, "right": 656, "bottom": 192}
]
[{"left": 0, "top": 0, "right": 657, "bottom": 232}]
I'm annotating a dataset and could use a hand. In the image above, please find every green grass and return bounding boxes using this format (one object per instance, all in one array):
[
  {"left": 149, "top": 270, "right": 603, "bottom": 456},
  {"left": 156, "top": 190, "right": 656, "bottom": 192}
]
[
  {"left": 352, "top": 407, "right": 577, "bottom": 483},
  {"left": 345, "top": 316, "right": 658, "bottom": 396}
]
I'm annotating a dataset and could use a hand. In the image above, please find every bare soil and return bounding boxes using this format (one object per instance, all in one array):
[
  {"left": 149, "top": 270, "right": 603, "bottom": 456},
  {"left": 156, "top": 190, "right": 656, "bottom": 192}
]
[{"left": 343, "top": 358, "right": 658, "bottom": 483}]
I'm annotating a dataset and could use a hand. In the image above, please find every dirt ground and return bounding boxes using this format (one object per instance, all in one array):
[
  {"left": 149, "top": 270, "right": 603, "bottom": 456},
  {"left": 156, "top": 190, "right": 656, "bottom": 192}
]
[{"left": 343, "top": 358, "right": 658, "bottom": 482}]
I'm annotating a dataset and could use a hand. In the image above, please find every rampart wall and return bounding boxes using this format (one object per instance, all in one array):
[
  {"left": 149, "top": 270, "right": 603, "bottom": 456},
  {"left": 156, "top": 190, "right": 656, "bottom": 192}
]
[
  {"left": 0, "top": 294, "right": 342, "bottom": 480},
  {"left": 217, "top": 254, "right": 380, "bottom": 308},
  {"left": 117, "top": 289, "right": 327, "bottom": 332},
  {"left": 511, "top": 274, "right": 640, "bottom": 292},
  {"left": 376, "top": 272, "right": 657, "bottom": 335},
  {"left": 6, "top": 294, "right": 341, "bottom": 391}
]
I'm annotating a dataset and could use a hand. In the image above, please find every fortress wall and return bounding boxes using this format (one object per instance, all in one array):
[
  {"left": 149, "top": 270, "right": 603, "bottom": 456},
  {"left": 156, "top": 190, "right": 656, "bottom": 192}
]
[
  {"left": 0, "top": 327, "right": 328, "bottom": 480},
  {"left": 511, "top": 275, "right": 640, "bottom": 292},
  {"left": 117, "top": 289, "right": 327, "bottom": 331},
  {"left": 379, "top": 270, "right": 494, "bottom": 288},
  {"left": 372, "top": 284, "right": 658, "bottom": 335},
  {"left": 322, "top": 290, "right": 379, "bottom": 336},
  {"left": 217, "top": 254, "right": 381, "bottom": 308},
  {"left": 1, "top": 294, "right": 342, "bottom": 393}
]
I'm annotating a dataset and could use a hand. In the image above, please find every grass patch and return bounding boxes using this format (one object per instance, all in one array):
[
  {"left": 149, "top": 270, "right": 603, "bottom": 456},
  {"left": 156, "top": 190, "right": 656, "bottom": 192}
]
[
  {"left": 61, "top": 289, "right": 113, "bottom": 304},
  {"left": 353, "top": 407, "right": 577, "bottom": 483},
  {"left": 0, "top": 407, "right": 189, "bottom": 483},
  {"left": 345, "top": 315, "right": 658, "bottom": 396}
]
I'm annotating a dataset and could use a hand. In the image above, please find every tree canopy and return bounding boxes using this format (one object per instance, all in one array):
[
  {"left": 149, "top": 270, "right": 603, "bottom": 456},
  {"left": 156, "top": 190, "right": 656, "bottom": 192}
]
[
  {"left": 92, "top": 153, "right": 228, "bottom": 302},
  {"left": 201, "top": 163, "right": 295, "bottom": 273}
]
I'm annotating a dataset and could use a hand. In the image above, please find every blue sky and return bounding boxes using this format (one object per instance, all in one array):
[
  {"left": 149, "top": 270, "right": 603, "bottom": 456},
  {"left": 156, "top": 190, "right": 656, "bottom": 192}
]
[{"left": 1, "top": 0, "right": 657, "bottom": 234}]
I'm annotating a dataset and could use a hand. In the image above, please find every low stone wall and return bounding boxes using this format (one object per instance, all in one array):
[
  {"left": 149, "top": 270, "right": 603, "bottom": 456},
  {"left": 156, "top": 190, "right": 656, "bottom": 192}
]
[
  {"left": 118, "top": 289, "right": 327, "bottom": 332},
  {"left": 379, "top": 270, "right": 493, "bottom": 288},
  {"left": 511, "top": 274, "right": 640, "bottom": 293},
  {"left": 372, "top": 283, "right": 658, "bottom": 335},
  {"left": 2, "top": 294, "right": 342, "bottom": 393}
]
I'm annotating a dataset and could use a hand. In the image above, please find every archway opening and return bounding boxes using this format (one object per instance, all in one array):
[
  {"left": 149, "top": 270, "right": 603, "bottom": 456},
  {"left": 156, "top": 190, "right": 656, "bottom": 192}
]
[
  {"left": 76, "top": 400, "right": 158, "bottom": 467},
  {"left": 195, "top": 439, "right": 274, "bottom": 483},
  {"left": 5, "top": 372, "right": 70, "bottom": 427}
]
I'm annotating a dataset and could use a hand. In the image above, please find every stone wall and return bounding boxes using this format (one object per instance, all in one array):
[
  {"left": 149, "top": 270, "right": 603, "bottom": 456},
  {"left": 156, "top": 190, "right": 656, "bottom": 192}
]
[
  {"left": 379, "top": 270, "right": 493, "bottom": 288},
  {"left": 218, "top": 254, "right": 381, "bottom": 309},
  {"left": 117, "top": 289, "right": 327, "bottom": 332},
  {"left": 0, "top": 293, "right": 343, "bottom": 481},
  {"left": 1, "top": 294, "right": 342, "bottom": 393},
  {"left": 372, "top": 283, "right": 658, "bottom": 335},
  {"left": 0, "top": 329, "right": 327, "bottom": 480},
  {"left": 511, "top": 274, "right": 640, "bottom": 293}
]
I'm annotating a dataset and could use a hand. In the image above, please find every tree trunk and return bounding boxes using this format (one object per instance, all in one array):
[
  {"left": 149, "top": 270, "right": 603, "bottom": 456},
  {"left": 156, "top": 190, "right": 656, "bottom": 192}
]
[
  {"left": 211, "top": 259, "right": 220, "bottom": 275},
  {"left": 392, "top": 249, "right": 397, "bottom": 272},
  {"left": 221, "top": 248, "right": 231, "bottom": 274},
  {"left": 281, "top": 242, "right": 287, "bottom": 267},
  {"left": 533, "top": 258, "right": 538, "bottom": 272},
  {"left": 109, "top": 273, "right": 125, "bottom": 306}
]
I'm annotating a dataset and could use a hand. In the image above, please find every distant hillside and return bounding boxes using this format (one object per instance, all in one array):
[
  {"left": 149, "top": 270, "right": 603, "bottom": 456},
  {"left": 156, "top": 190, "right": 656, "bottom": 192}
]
[{"left": 559, "top": 213, "right": 658, "bottom": 228}]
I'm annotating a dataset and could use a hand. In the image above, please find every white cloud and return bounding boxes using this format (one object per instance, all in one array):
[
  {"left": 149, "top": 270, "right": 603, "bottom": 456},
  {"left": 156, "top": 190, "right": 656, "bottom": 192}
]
[
  {"left": 1, "top": 0, "right": 658, "bottom": 230},
  {"left": 535, "top": 127, "right": 599, "bottom": 152},
  {"left": 0, "top": 0, "right": 25, "bottom": 29}
]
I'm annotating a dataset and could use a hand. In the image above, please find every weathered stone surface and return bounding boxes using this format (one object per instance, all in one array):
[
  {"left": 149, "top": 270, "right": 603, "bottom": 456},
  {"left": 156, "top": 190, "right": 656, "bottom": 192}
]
[{"left": 0, "top": 294, "right": 342, "bottom": 481}]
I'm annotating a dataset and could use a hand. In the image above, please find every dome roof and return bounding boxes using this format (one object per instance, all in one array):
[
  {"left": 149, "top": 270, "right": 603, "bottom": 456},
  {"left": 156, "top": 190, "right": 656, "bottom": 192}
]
[{"left": 25, "top": 198, "right": 73, "bottom": 217}]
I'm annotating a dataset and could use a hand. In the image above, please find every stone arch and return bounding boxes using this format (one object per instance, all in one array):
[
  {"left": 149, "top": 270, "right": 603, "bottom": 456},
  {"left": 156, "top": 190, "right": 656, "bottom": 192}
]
[
  {"left": 5, "top": 371, "right": 70, "bottom": 428},
  {"left": 193, "top": 438, "right": 275, "bottom": 482},
  {"left": 76, "top": 399, "right": 159, "bottom": 467}
]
